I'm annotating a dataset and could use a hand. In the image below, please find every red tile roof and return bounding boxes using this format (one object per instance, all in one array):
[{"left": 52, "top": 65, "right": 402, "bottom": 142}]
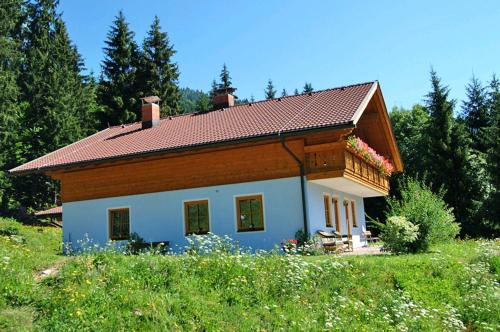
[
  {"left": 35, "top": 206, "right": 62, "bottom": 217},
  {"left": 11, "top": 81, "right": 377, "bottom": 174}
]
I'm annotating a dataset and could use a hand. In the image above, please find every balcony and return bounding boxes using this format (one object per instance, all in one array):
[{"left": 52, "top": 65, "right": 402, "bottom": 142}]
[{"left": 304, "top": 142, "right": 390, "bottom": 196}]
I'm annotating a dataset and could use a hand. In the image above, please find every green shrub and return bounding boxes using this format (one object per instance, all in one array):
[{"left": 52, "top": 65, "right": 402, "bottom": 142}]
[
  {"left": 0, "top": 225, "right": 19, "bottom": 237},
  {"left": 294, "top": 229, "right": 308, "bottom": 246},
  {"left": 381, "top": 216, "right": 419, "bottom": 253},
  {"left": 386, "top": 177, "right": 460, "bottom": 253}
]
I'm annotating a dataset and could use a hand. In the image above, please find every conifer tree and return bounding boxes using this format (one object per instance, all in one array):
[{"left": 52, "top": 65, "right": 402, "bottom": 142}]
[
  {"left": 294, "top": 88, "right": 299, "bottom": 95},
  {"left": 424, "top": 69, "right": 483, "bottom": 235},
  {"left": 98, "top": 11, "right": 139, "bottom": 127},
  {"left": 424, "top": 69, "right": 454, "bottom": 186},
  {"left": 483, "top": 75, "right": 500, "bottom": 235},
  {"left": 0, "top": 0, "right": 24, "bottom": 213},
  {"left": 136, "top": 16, "right": 180, "bottom": 116},
  {"left": 265, "top": 79, "right": 276, "bottom": 99},
  {"left": 303, "top": 82, "right": 313, "bottom": 93},
  {"left": 16, "top": 0, "right": 99, "bottom": 210},
  {"left": 461, "top": 76, "right": 489, "bottom": 152},
  {"left": 196, "top": 93, "right": 211, "bottom": 112},
  {"left": 219, "top": 63, "right": 232, "bottom": 89},
  {"left": 281, "top": 88, "right": 288, "bottom": 97},
  {"left": 210, "top": 79, "right": 218, "bottom": 98},
  {"left": 448, "top": 121, "right": 484, "bottom": 235}
]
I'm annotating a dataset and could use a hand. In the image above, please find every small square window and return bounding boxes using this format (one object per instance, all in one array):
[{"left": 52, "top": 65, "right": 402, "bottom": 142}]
[{"left": 236, "top": 195, "right": 264, "bottom": 232}]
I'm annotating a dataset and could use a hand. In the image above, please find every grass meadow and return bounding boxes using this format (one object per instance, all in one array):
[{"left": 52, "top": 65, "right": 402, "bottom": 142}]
[{"left": 0, "top": 217, "right": 498, "bottom": 331}]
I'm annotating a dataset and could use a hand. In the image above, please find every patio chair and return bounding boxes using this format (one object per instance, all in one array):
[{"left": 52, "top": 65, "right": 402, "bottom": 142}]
[{"left": 362, "top": 230, "right": 379, "bottom": 244}]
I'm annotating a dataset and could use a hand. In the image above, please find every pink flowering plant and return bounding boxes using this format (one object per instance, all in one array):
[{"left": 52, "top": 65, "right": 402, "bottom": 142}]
[{"left": 346, "top": 135, "right": 394, "bottom": 176}]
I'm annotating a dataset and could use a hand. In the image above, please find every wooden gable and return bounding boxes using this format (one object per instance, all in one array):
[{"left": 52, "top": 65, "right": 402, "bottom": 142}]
[{"left": 351, "top": 84, "right": 403, "bottom": 172}]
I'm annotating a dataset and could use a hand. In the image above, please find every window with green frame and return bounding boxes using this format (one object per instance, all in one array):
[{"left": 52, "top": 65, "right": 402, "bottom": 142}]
[
  {"left": 184, "top": 200, "right": 210, "bottom": 235},
  {"left": 236, "top": 195, "right": 264, "bottom": 232},
  {"left": 108, "top": 208, "right": 130, "bottom": 240}
]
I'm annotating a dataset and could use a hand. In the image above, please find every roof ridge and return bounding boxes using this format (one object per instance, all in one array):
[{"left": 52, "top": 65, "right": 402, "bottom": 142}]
[
  {"left": 111, "top": 81, "right": 378, "bottom": 124},
  {"left": 232, "top": 80, "right": 377, "bottom": 108}
]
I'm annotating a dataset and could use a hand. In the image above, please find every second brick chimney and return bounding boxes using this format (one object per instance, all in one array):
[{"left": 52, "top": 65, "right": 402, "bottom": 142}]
[
  {"left": 212, "top": 87, "right": 236, "bottom": 109},
  {"left": 140, "top": 96, "right": 161, "bottom": 129}
]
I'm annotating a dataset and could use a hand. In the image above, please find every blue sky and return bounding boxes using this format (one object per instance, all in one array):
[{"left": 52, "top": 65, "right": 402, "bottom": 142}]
[{"left": 59, "top": 0, "right": 500, "bottom": 108}]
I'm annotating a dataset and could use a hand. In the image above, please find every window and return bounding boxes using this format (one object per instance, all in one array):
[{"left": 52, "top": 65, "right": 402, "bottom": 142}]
[
  {"left": 236, "top": 195, "right": 264, "bottom": 232},
  {"left": 344, "top": 200, "right": 352, "bottom": 239},
  {"left": 323, "top": 194, "right": 332, "bottom": 227},
  {"left": 184, "top": 200, "right": 210, "bottom": 235},
  {"left": 351, "top": 200, "right": 357, "bottom": 227},
  {"left": 108, "top": 208, "right": 130, "bottom": 240},
  {"left": 332, "top": 197, "right": 341, "bottom": 232}
]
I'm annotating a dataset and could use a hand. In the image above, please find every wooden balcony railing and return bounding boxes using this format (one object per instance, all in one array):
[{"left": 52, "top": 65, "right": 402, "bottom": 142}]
[{"left": 304, "top": 142, "right": 390, "bottom": 193}]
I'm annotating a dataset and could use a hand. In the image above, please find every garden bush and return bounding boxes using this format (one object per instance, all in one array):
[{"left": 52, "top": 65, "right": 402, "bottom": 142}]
[
  {"left": 385, "top": 177, "right": 460, "bottom": 253},
  {"left": 381, "top": 216, "right": 419, "bottom": 253}
]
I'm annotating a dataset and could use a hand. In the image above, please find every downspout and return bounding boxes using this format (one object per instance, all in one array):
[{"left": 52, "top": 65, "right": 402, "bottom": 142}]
[{"left": 279, "top": 135, "right": 308, "bottom": 235}]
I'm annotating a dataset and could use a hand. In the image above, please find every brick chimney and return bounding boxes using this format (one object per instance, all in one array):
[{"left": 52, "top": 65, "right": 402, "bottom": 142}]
[
  {"left": 212, "top": 87, "right": 236, "bottom": 109},
  {"left": 140, "top": 96, "right": 161, "bottom": 129}
]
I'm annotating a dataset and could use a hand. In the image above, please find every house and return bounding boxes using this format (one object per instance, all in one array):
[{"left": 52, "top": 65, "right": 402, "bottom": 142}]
[
  {"left": 35, "top": 206, "right": 62, "bottom": 227},
  {"left": 10, "top": 81, "right": 402, "bottom": 252}
]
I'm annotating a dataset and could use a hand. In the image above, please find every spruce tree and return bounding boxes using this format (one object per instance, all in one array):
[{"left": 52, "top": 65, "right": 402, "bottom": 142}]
[
  {"left": 424, "top": 69, "right": 483, "bottom": 235},
  {"left": 196, "top": 93, "right": 211, "bottom": 112},
  {"left": 210, "top": 79, "right": 218, "bottom": 99},
  {"left": 461, "top": 76, "right": 489, "bottom": 152},
  {"left": 424, "top": 69, "right": 454, "bottom": 187},
  {"left": 281, "top": 88, "right": 288, "bottom": 97},
  {"left": 219, "top": 63, "right": 232, "bottom": 89},
  {"left": 448, "top": 121, "right": 484, "bottom": 235},
  {"left": 16, "top": 0, "right": 99, "bottom": 210},
  {"left": 294, "top": 88, "right": 299, "bottom": 95},
  {"left": 265, "top": 79, "right": 276, "bottom": 99},
  {"left": 98, "top": 11, "right": 139, "bottom": 127},
  {"left": 0, "top": 0, "right": 24, "bottom": 213},
  {"left": 136, "top": 16, "right": 180, "bottom": 116},
  {"left": 303, "top": 82, "right": 313, "bottom": 93},
  {"left": 483, "top": 75, "right": 500, "bottom": 235}
]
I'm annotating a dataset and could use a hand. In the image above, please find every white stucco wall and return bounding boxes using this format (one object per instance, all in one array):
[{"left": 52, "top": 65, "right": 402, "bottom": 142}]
[
  {"left": 63, "top": 177, "right": 305, "bottom": 252},
  {"left": 305, "top": 181, "right": 367, "bottom": 248}
]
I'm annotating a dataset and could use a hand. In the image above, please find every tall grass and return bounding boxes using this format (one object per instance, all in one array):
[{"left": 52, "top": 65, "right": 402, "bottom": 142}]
[{"left": 0, "top": 218, "right": 63, "bottom": 330}]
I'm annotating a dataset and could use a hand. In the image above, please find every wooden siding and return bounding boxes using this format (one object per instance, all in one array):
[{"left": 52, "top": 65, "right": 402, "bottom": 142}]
[{"left": 55, "top": 139, "right": 304, "bottom": 202}]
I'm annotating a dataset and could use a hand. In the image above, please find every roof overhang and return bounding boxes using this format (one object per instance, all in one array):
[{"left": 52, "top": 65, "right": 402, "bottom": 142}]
[{"left": 10, "top": 121, "right": 356, "bottom": 176}]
